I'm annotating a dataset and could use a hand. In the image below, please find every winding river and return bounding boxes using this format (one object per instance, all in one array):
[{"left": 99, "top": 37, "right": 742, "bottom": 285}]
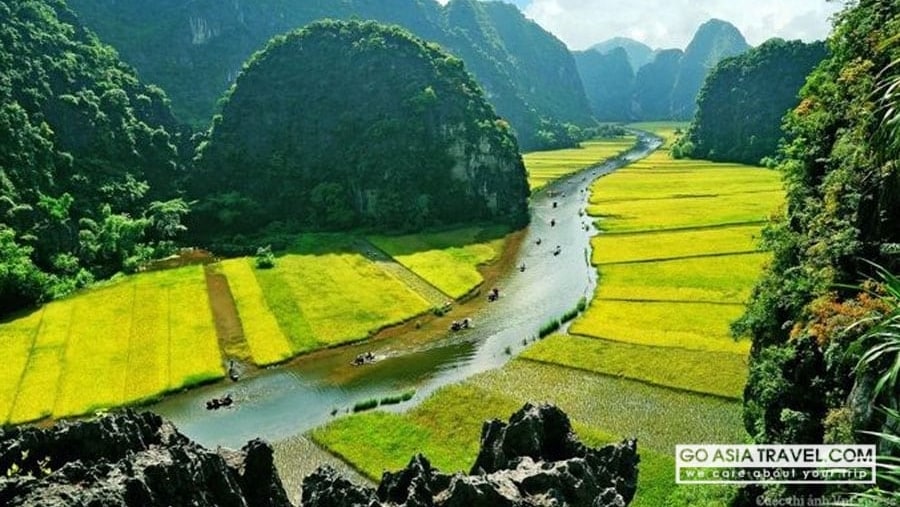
[{"left": 150, "top": 133, "right": 661, "bottom": 487}]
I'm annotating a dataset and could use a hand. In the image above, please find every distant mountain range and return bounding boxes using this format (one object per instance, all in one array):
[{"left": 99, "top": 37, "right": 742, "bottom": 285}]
[
  {"left": 68, "top": 0, "right": 760, "bottom": 134},
  {"left": 67, "top": 0, "right": 592, "bottom": 151},
  {"left": 590, "top": 37, "right": 656, "bottom": 70},
  {"left": 578, "top": 19, "right": 751, "bottom": 121}
]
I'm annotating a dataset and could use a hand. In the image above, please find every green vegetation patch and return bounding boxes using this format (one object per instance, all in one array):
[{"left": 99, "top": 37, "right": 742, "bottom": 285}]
[
  {"left": 220, "top": 259, "right": 294, "bottom": 365},
  {"left": 469, "top": 361, "right": 747, "bottom": 454},
  {"left": 313, "top": 383, "right": 522, "bottom": 479},
  {"left": 312, "top": 411, "right": 433, "bottom": 479},
  {"left": 369, "top": 226, "right": 509, "bottom": 299},
  {"left": 522, "top": 335, "right": 747, "bottom": 399},
  {"left": 314, "top": 361, "right": 745, "bottom": 505},
  {"left": 256, "top": 234, "right": 431, "bottom": 350},
  {"left": 595, "top": 253, "right": 771, "bottom": 303},
  {"left": 524, "top": 136, "right": 637, "bottom": 191}
]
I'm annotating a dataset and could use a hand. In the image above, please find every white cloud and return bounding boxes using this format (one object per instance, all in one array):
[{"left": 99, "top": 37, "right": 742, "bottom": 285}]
[{"left": 521, "top": 0, "right": 844, "bottom": 50}]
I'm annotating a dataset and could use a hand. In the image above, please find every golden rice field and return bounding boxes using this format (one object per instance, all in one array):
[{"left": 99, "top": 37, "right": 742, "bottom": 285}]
[
  {"left": 220, "top": 258, "right": 294, "bottom": 366},
  {"left": 254, "top": 235, "right": 432, "bottom": 351},
  {"left": 368, "top": 226, "right": 508, "bottom": 299},
  {"left": 1, "top": 266, "right": 223, "bottom": 425},
  {"left": 0, "top": 228, "right": 511, "bottom": 424},
  {"left": 590, "top": 166, "right": 782, "bottom": 203},
  {"left": 523, "top": 135, "right": 636, "bottom": 191},
  {"left": 591, "top": 225, "right": 764, "bottom": 264},
  {"left": 588, "top": 190, "right": 781, "bottom": 232},
  {"left": 531, "top": 121, "right": 782, "bottom": 395},
  {"left": 569, "top": 299, "right": 750, "bottom": 353}
]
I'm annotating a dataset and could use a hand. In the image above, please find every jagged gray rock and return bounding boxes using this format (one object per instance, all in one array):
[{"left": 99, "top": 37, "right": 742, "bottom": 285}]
[
  {"left": 302, "top": 403, "right": 640, "bottom": 507},
  {"left": 0, "top": 410, "right": 291, "bottom": 507}
]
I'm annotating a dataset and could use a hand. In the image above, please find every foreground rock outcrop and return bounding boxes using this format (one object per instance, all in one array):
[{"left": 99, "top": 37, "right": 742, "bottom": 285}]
[
  {"left": 302, "top": 403, "right": 640, "bottom": 507},
  {"left": 0, "top": 410, "right": 290, "bottom": 507}
]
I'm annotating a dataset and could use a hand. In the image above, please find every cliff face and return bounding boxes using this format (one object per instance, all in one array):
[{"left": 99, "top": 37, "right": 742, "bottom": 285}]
[
  {"left": 0, "top": 410, "right": 290, "bottom": 507},
  {"left": 574, "top": 47, "right": 636, "bottom": 120},
  {"left": 302, "top": 403, "right": 640, "bottom": 507},
  {"left": 67, "top": 0, "right": 591, "bottom": 150},
  {"left": 579, "top": 19, "right": 750, "bottom": 120},
  {"left": 669, "top": 19, "right": 750, "bottom": 119},
  {"left": 189, "top": 20, "right": 530, "bottom": 238}
]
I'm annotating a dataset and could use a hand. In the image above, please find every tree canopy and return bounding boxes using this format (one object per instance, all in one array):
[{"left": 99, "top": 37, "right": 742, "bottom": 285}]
[
  {"left": 736, "top": 1, "right": 900, "bottom": 499},
  {"left": 678, "top": 38, "right": 827, "bottom": 164},
  {"left": 0, "top": 0, "right": 188, "bottom": 313},
  {"left": 189, "top": 20, "right": 529, "bottom": 244}
]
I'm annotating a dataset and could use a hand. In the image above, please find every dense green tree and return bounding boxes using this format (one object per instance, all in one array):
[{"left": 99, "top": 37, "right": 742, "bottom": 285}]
[
  {"left": 67, "top": 0, "right": 592, "bottom": 151},
  {"left": 736, "top": 0, "right": 900, "bottom": 500},
  {"left": 680, "top": 39, "right": 827, "bottom": 165},
  {"left": 0, "top": 0, "right": 187, "bottom": 312},
  {"left": 189, "top": 21, "right": 529, "bottom": 243}
]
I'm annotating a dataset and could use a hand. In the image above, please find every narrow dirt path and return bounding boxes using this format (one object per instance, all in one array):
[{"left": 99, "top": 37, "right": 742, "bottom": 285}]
[
  {"left": 352, "top": 238, "right": 452, "bottom": 307},
  {"left": 203, "top": 265, "right": 253, "bottom": 364}
]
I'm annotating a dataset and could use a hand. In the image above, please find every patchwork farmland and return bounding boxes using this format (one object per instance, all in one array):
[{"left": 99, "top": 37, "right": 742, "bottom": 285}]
[{"left": 311, "top": 123, "right": 784, "bottom": 506}]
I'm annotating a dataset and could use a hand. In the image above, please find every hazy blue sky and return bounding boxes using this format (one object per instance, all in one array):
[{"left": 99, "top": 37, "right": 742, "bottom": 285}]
[{"left": 437, "top": 0, "right": 844, "bottom": 50}]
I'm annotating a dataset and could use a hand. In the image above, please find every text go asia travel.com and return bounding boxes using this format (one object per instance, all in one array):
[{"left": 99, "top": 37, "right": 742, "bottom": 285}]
[{"left": 675, "top": 444, "right": 877, "bottom": 485}]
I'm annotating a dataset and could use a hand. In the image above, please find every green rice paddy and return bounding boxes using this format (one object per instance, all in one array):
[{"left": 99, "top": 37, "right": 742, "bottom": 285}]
[
  {"left": 522, "top": 335, "right": 747, "bottom": 399},
  {"left": 255, "top": 235, "right": 431, "bottom": 351},
  {"left": 368, "top": 226, "right": 508, "bottom": 299},
  {"left": 524, "top": 136, "right": 636, "bottom": 191},
  {"left": 313, "top": 360, "right": 745, "bottom": 506}
]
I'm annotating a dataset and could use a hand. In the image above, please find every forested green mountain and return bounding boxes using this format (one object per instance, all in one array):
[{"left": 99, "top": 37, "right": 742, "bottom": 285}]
[
  {"left": 678, "top": 39, "right": 827, "bottom": 164},
  {"left": 669, "top": 19, "right": 750, "bottom": 119},
  {"left": 189, "top": 21, "right": 529, "bottom": 240},
  {"left": 589, "top": 37, "right": 655, "bottom": 70},
  {"left": 632, "top": 49, "right": 683, "bottom": 120},
  {"left": 736, "top": 0, "right": 900, "bottom": 499},
  {"left": 578, "top": 19, "right": 749, "bottom": 120},
  {"left": 573, "top": 47, "right": 635, "bottom": 120},
  {"left": 0, "top": 0, "right": 188, "bottom": 313},
  {"left": 66, "top": 0, "right": 592, "bottom": 150}
]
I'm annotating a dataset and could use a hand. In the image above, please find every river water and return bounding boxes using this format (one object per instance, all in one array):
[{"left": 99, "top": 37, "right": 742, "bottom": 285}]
[{"left": 150, "top": 134, "right": 660, "bottom": 491}]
